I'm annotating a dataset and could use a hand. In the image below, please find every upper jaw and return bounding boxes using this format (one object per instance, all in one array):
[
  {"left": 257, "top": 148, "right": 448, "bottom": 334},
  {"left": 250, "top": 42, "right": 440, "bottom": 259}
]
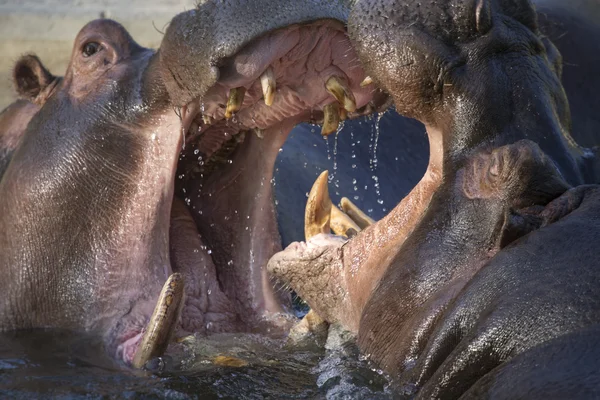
[{"left": 159, "top": 0, "right": 354, "bottom": 107}]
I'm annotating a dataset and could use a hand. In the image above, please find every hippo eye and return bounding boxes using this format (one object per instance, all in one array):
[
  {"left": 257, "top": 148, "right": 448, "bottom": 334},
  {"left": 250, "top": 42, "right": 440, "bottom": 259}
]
[{"left": 82, "top": 42, "right": 102, "bottom": 58}]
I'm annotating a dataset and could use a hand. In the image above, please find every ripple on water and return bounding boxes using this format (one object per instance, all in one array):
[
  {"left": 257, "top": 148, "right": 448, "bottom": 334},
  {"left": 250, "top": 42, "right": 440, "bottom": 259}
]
[{"left": 0, "top": 327, "right": 392, "bottom": 399}]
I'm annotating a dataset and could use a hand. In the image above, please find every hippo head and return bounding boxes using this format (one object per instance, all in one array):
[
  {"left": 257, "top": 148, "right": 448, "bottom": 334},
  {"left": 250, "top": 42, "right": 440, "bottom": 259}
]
[
  {"left": 267, "top": 0, "right": 588, "bottom": 332},
  {"left": 0, "top": 18, "right": 306, "bottom": 368}
]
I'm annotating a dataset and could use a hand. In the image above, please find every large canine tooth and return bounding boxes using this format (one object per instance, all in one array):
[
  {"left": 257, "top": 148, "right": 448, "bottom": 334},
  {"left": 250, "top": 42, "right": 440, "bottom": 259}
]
[
  {"left": 224, "top": 87, "right": 246, "bottom": 119},
  {"left": 321, "top": 103, "right": 341, "bottom": 136},
  {"left": 325, "top": 76, "right": 356, "bottom": 112},
  {"left": 330, "top": 205, "right": 361, "bottom": 238},
  {"left": 360, "top": 76, "right": 373, "bottom": 87},
  {"left": 260, "top": 67, "right": 276, "bottom": 106},
  {"left": 340, "top": 197, "right": 375, "bottom": 229},
  {"left": 132, "top": 273, "right": 185, "bottom": 369},
  {"left": 305, "top": 170, "right": 332, "bottom": 240}
]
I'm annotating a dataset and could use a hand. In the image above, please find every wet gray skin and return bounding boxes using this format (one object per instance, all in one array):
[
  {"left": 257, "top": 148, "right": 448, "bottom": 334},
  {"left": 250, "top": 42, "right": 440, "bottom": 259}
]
[
  {"left": 1, "top": 4, "right": 600, "bottom": 399},
  {"left": 262, "top": 0, "right": 600, "bottom": 398},
  {"left": 0, "top": 1, "right": 386, "bottom": 370}
]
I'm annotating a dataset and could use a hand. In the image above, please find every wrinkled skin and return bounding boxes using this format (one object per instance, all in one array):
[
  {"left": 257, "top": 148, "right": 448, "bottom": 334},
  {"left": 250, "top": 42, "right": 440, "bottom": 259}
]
[
  {"left": 1, "top": 3, "right": 600, "bottom": 398},
  {"left": 0, "top": 19, "right": 300, "bottom": 367},
  {"left": 267, "top": 0, "right": 600, "bottom": 398}
]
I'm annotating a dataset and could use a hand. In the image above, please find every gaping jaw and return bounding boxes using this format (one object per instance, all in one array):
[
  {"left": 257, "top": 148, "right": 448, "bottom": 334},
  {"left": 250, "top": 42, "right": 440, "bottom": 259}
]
[{"left": 121, "top": 18, "right": 394, "bottom": 368}]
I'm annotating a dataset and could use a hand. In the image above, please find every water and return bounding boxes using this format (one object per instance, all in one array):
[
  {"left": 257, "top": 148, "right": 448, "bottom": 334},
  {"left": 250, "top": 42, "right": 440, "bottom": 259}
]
[{"left": 0, "top": 328, "right": 391, "bottom": 399}]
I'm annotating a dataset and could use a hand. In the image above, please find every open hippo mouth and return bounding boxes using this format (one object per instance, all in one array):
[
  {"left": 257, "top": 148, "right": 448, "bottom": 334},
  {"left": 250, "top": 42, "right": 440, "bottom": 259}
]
[
  {"left": 123, "top": 16, "right": 393, "bottom": 367},
  {"left": 126, "top": 0, "right": 583, "bottom": 370}
]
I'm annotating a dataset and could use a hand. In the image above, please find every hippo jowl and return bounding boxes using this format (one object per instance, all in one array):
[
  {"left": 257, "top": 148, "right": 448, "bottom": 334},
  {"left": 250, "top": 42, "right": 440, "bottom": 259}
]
[{"left": 1, "top": 0, "right": 600, "bottom": 398}]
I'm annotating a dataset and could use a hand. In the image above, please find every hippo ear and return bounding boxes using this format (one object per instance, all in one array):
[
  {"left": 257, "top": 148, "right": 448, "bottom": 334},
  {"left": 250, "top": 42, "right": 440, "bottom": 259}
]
[
  {"left": 501, "top": 0, "right": 538, "bottom": 32},
  {"left": 475, "top": 0, "right": 493, "bottom": 35},
  {"left": 13, "top": 55, "right": 56, "bottom": 105}
]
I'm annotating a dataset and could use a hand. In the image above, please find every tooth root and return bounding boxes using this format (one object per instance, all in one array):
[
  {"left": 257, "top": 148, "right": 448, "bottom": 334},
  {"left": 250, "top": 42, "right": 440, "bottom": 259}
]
[
  {"left": 325, "top": 76, "right": 356, "bottom": 112},
  {"left": 224, "top": 87, "right": 246, "bottom": 119},
  {"left": 132, "top": 273, "right": 185, "bottom": 369},
  {"left": 321, "top": 103, "right": 341, "bottom": 136},
  {"left": 360, "top": 76, "right": 373, "bottom": 87},
  {"left": 305, "top": 170, "right": 332, "bottom": 241},
  {"left": 260, "top": 67, "right": 276, "bottom": 106},
  {"left": 330, "top": 204, "right": 361, "bottom": 238},
  {"left": 202, "top": 115, "right": 213, "bottom": 126},
  {"left": 340, "top": 197, "right": 375, "bottom": 230}
]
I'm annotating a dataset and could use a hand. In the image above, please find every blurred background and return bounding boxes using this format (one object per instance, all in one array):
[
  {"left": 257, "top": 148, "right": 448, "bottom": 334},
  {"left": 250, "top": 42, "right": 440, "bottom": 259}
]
[{"left": 0, "top": 0, "right": 195, "bottom": 109}]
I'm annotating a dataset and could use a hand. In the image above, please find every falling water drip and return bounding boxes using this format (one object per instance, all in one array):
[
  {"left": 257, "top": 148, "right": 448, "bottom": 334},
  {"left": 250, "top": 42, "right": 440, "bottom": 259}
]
[
  {"left": 371, "top": 112, "right": 386, "bottom": 213},
  {"left": 181, "top": 125, "right": 186, "bottom": 150},
  {"left": 331, "top": 122, "right": 344, "bottom": 196},
  {"left": 322, "top": 132, "right": 331, "bottom": 163}
]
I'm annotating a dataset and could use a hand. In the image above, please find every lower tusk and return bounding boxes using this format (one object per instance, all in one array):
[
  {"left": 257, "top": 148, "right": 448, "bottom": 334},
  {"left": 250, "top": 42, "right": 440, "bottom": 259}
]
[
  {"left": 131, "top": 273, "right": 185, "bottom": 369},
  {"left": 286, "top": 309, "right": 329, "bottom": 346},
  {"left": 224, "top": 87, "right": 246, "bottom": 119},
  {"left": 305, "top": 170, "right": 332, "bottom": 240},
  {"left": 330, "top": 205, "right": 361, "bottom": 238},
  {"left": 321, "top": 103, "right": 341, "bottom": 136},
  {"left": 340, "top": 197, "right": 375, "bottom": 229}
]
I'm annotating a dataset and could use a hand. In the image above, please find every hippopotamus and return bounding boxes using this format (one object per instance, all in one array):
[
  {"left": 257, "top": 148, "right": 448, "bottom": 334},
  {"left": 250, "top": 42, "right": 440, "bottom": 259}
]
[
  {"left": 263, "top": 0, "right": 600, "bottom": 397},
  {"left": 1, "top": 0, "right": 600, "bottom": 397},
  {"left": 0, "top": 9, "right": 418, "bottom": 370}
]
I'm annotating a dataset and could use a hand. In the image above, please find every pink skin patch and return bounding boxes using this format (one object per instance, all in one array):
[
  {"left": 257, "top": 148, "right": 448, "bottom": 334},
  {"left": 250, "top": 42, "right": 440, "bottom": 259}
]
[{"left": 115, "top": 331, "right": 144, "bottom": 365}]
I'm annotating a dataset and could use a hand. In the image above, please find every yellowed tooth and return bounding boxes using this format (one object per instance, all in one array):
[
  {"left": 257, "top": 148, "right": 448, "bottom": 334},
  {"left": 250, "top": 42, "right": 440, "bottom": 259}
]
[
  {"left": 254, "top": 128, "right": 264, "bottom": 139},
  {"left": 260, "top": 67, "right": 276, "bottom": 106},
  {"left": 321, "top": 103, "right": 341, "bottom": 136},
  {"left": 360, "top": 76, "right": 373, "bottom": 87},
  {"left": 330, "top": 204, "right": 361, "bottom": 238},
  {"left": 202, "top": 115, "right": 213, "bottom": 126},
  {"left": 340, "top": 197, "right": 375, "bottom": 230},
  {"left": 325, "top": 76, "right": 356, "bottom": 112},
  {"left": 339, "top": 107, "right": 347, "bottom": 121},
  {"left": 132, "top": 273, "right": 185, "bottom": 369},
  {"left": 224, "top": 87, "right": 246, "bottom": 119},
  {"left": 305, "top": 170, "right": 332, "bottom": 240}
]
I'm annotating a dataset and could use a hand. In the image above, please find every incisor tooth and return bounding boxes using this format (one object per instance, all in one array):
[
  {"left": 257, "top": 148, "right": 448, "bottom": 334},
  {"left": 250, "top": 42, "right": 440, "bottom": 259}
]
[
  {"left": 202, "top": 115, "right": 213, "bottom": 126},
  {"left": 340, "top": 197, "right": 375, "bottom": 229},
  {"left": 325, "top": 76, "right": 356, "bottom": 112},
  {"left": 305, "top": 170, "right": 332, "bottom": 240},
  {"left": 321, "top": 103, "right": 341, "bottom": 136},
  {"left": 260, "top": 67, "right": 276, "bottom": 106},
  {"left": 330, "top": 205, "right": 361, "bottom": 238},
  {"left": 224, "top": 87, "right": 246, "bottom": 119},
  {"left": 360, "top": 76, "right": 373, "bottom": 87}
]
